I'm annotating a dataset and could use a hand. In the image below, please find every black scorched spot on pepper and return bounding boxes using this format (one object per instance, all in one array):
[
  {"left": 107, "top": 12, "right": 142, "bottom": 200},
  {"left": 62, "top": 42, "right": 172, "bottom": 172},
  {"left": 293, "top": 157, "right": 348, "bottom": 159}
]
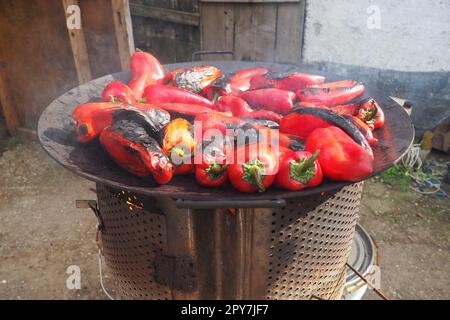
[{"left": 99, "top": 110, "right": 174, "bottom": 185}]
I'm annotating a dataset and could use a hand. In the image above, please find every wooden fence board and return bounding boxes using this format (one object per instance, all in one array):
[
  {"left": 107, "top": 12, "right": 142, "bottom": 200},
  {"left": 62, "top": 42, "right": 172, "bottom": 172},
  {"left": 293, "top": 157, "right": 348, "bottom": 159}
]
[
  {"left": 200, "top": 3, "right": 235, "bottom": 60},
  {"left": 200, "top": 1, "right": 305, "bottom": 64},
  {"left": 274, "top": 1, "right": 304, "bottom": 64},
  {"left": 112, "top": 0, "right": 135, "bottom": 70}
]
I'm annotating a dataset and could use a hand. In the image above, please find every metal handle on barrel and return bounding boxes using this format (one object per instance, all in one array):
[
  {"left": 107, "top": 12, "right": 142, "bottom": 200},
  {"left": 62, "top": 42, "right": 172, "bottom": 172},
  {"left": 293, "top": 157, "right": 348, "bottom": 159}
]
[{"left": 175, "top": 198, "right": 286, "bottom": 209}]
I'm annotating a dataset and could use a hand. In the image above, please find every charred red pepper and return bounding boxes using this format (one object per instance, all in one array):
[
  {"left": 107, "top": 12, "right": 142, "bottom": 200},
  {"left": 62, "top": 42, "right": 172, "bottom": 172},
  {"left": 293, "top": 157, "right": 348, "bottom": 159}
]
[
  {"left": 195, "top": 145, "right": 228, "bottom": 187},
  {"left": 164, "top": 65, "right": 221, "bottom": 94},
  {"left": 72, "top": 102, "right": 170, "bottom": 143},
  {"left": 344, "top": 115, "right": 378, "bottom": 146},
  {"left": 238, "top": 88, "right": 296, "bottom": 115},
  {"left": 305, "top": 126, "right": 374, "bottom": 182},
  {"left": 215, "top": 96, "right": 282, "bottom": 123},
  {"left": 228, "top": 67, "right": 269, "bottom": 92},
  {"left": 159, "top": 118, "right": 195, "bottom": 174},
  {"left": 102, "top": 81, "right": 136, "bottom": 104},
  {"left": 297, "top": 80, "right": 365, "bottom": 107},
  {"left": 228, "top": 144, "right": 278, "bottom": 193},
  {"left": 144, "top": 84, "right": 216, "bottom": 108},
  {"left": 128, "top": 51, "right": 165, "bottom": 99},
  {"left": 357, "top": 99, "right": 385, "bottom": 130},
  {"left": 275, "top": 149, "right": 323, "bottom": 191},
  {"left": 153, "top": 102, "right": 228, "bottom": 121},
  {"left": 194, "top": 113, "right": 303, "bottom": 151},
  {"left": 280, "top": 107, "right": 372, "bottom": 151},
  {"left": 250, "top": 72, "right": 325, "bottom": 91},
  {"left": 99, "top": 119, "right": 173, "bottom": 184},
  {"left": 203, "top": 75, "right": 232, "bottom": 101},
  {"left": 244, "top": 110, "right": 282, "bottom": 123},
  {"left": 73, "top": 102, "right": 119, "bottom": 143},
  {"left": 203, "top": 67, "right": 269, "bottom": 101},
  {"left": 329, "top": 100, "right": 362, "bottom": 116}
]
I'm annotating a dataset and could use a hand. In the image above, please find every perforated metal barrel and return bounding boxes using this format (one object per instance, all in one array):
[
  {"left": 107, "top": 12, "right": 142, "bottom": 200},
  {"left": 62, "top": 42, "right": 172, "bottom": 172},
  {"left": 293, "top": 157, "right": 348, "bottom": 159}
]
[{"left": 97, "top": 182, "right": 363, "bottom": 300}]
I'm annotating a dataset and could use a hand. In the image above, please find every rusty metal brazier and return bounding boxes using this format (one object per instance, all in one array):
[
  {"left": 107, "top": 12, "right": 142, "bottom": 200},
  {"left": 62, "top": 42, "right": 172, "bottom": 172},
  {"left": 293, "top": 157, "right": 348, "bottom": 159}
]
[{"left": 38, "top": 61, "right": 414, "bottom": 300}]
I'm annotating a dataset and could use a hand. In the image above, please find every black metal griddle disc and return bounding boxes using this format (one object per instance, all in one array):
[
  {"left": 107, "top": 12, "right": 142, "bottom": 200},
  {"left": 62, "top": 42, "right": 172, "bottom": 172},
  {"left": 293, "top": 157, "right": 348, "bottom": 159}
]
[{"left": 38, "top": 61, "right": 414, "bottom": 201}]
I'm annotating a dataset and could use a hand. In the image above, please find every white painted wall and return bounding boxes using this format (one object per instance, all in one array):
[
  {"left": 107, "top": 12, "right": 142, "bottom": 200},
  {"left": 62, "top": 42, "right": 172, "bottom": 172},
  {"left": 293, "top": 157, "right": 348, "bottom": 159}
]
[{"left": 303, "top": 0, "right": 450, "bottom": 72}]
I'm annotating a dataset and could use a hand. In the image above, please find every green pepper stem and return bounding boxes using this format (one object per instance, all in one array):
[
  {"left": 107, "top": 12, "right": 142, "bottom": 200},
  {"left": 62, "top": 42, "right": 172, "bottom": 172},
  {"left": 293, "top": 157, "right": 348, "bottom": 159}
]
[
  {"left": 212, "top": 91, "right": 222, "bottom": 103},
  {"left": 298, "top": 150, "right": 320, "bottom": 170},
  {"left": 290, "top": 150, "right": 320, "bottom": 184},
  {"left": 249, "top": 165, "right": 265, "bottom": 192}
]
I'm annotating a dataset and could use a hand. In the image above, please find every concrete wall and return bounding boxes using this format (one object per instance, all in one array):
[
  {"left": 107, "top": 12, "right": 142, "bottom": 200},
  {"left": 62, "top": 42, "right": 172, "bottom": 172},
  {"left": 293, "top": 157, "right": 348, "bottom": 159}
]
[{"left": 303, "top": 0, "right": 450, "bottom": 72}]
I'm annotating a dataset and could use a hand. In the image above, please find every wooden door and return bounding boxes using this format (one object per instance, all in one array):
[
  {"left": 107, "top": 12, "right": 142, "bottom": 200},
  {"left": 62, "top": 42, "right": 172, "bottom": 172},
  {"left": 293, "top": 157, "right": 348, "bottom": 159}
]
[{"left": 200, "top": 0, "right": 306, "bottom": 63}]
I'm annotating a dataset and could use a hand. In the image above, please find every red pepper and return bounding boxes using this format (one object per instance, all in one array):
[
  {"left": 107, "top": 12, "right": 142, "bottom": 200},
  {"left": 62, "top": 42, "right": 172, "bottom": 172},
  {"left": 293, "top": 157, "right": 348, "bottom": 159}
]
[
  {"left": 297, "top": 101, "right": 329, "bottom": 109},
  {"left": 73, "top": 102, "right": 119, "bottom": 143},
  {"left": 160, "top": 118, "right": 195, "bottom": 175},
  {"left": 357, "top": 99, "right": 385, "bottom": 130},
  {"left": 228, "top": 67, "right": 269, "bottom": 92},
  {"left": 238, "top": 88, "right": 296, "bottom": 115},
  {"left": 203, "top": 67, "right": 269, "bottom": 101},
  {"left": 215, "top": 95, "right": 254, "bottom": 116},
  {"left": 128, "top": 51, "right": 165, "bottom": 99},
  {"left": 275, "top": 149, "right": 323, "bottom": 191},
  {"left": 250, "top": 124, "right": 304, "bottom": 151},
  {"left": 345, "top": 115, "right": 378, "bottom": 146},
  {"left": 152, "top": 102, "right": 228, "bottom": 121},
  {"left": 305, "top": 126, "right": 374, "bottom": 182},
  {"left": 99, "top": 119, "right": 173, "bottom": 184},
  {"left": 250, "top": 72, "right": 325, "bottom": 91},
  {"left": 195, "top": 145, "right": 228, "bottom": 187},
  {"left": 297, "top": 80, "right": 365, "bottom": 107},
  {"left": 144, "top": 84, "right": 216, "bottom": 108},
  {"left": 215, "top": 96, "right": 282, "bottom": 123},
  {"left": 194, "top": 113, "right": 245, "bottom": 141},
  {"left": 194, "top": 112, "right": 303, "bottom": 152},
  {"left": 243, "top": 110, "right": 282, "bottom": 123},
  {"left": 280, "top": 107, "right": 372, "bottom": 152},
  {"left": 72, "top": 102, "right": 170, "bottom": 143},
  {"left": 228, "top": 144, "right": 278, "bottom": 193},
  {"left": 102, "top": 81, "right": 136, "bottom": 104},
  {"left": 329, "top": 100, "right": 362, "bottom": 116},
  {"left": 164, "top": 66, "right": 221, "bottom": 94},
  {"left": 203, "top": 75, "right": 232, "bottom": 101}
]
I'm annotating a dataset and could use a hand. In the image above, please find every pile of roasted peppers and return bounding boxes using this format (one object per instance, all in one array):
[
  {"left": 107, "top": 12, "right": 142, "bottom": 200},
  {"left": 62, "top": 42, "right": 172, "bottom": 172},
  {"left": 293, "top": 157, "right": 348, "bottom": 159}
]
[{"left": 73, "top": 50, "right": 386, "bottom": 193}]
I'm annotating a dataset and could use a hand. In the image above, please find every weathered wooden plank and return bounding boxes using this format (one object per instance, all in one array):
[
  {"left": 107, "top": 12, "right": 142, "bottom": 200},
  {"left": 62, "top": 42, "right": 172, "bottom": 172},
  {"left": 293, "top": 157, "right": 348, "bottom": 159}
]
[
  {"left": 0, "top": 0, "right": 79, "bottom": 128},
  {"left": 131, "top": 0, "right": 199, "bottom": 13},
  {"left": 274, "top": 1, "right": 305, "bottom": 64},
  {"left": 80, "top": 0, "right": 123, "bottom": 77},
  {"left": 233, "top": 3, "right": 277, "bottom": 62},
  {"left": 112, "top": 0, "right": 135, "bottom": 70},
  {"left": 252, "top": 3, "right": 277, "bottom": 61},
  {"left": 130, "top": 3, "right": 200, "bottom": 26},
  {"left": 0, "top": 65, "right": 20, "bottom": 135},
  {"left": 233, "top": 4, "right": 256, "bottom": 61},
  {"left": 62, "top": 0, "right": 92, "bottom": 84},
  {"left": 200, "top": 3, "right": 235, "bottom": 61}
]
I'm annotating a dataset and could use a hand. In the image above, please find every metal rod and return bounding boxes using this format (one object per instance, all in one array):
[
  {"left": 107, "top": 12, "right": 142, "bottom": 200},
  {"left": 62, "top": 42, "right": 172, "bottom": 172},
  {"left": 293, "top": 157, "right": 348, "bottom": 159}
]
[
  {"left": 175, "top": 198, "right": 286, "bottom": 209},
  {"left": 98, "top": 250, "right": 115, "bottom": 300},
  {"left": 346, "top": 263, "right": 389, "bottom": 300},
  {"left": 192, "top": 50, "right": 234, "bottom": 61}
]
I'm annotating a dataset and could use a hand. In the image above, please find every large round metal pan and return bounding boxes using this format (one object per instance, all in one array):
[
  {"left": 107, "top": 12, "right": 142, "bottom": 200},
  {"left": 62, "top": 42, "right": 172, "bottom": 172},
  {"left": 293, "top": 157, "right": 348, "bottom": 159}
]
[{"left": 38, "top": 61, "right": 414, "bottom": 201}]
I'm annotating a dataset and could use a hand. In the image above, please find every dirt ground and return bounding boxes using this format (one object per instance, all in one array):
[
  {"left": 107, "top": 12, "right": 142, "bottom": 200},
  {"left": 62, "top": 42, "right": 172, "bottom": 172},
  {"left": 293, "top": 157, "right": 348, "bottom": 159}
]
[{"left": 0, "top": 142, "right": 449, "bottom": 300}]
